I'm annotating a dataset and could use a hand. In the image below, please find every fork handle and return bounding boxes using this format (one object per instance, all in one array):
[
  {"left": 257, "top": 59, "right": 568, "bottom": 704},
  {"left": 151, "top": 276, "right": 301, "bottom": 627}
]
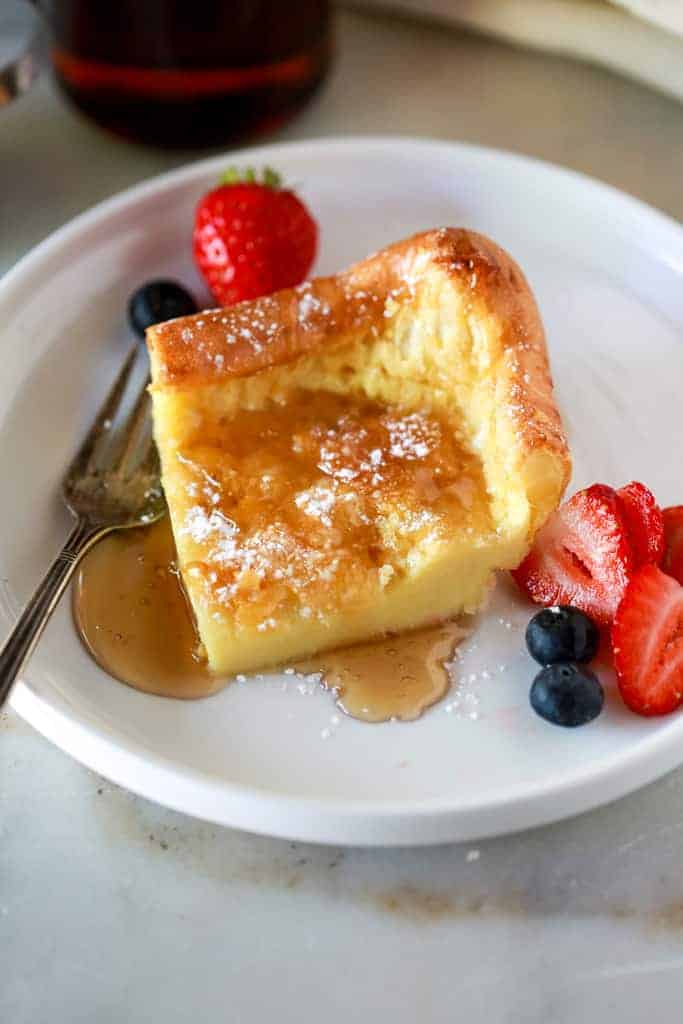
[{"left": 0, "top": 519, "right": 107, "bottom": 707}]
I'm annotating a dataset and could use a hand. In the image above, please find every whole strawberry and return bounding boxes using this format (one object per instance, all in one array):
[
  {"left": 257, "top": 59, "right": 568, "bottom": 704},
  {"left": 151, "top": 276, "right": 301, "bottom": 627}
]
[{"left": 193, "top": 167, "right": 318, "bottom": 306}]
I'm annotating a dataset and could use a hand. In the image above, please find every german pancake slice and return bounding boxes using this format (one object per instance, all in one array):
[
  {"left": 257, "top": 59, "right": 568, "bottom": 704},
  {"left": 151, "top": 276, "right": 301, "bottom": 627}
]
[{"left": 147, "top": 229, "right": 570, "bottom": 676}]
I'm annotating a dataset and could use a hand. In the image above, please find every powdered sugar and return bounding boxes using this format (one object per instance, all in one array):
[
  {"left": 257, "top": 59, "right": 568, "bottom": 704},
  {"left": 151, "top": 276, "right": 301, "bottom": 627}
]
[
  {"left": 297, "top": 284, "right": 331, "bottom": 326},
  {"left": 181, "top": 506, "right": 238, "bottom": 546},
  {"left": 294, "top": 483, "right": 338, "bottom": 527},
  {"left": 386, "top": 411, "right": 440, "bottom": 460}
]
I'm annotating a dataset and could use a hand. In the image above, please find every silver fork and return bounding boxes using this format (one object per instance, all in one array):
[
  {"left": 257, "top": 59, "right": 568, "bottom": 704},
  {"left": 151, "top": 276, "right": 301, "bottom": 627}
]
[{"left": 0, "top": 345, "right": 166, "bottom": 707}]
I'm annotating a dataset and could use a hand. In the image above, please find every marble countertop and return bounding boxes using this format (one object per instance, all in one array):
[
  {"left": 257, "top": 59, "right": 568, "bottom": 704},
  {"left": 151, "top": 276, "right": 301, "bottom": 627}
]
[{"left": 2, "top": 9, "right": 683, "bottom": 1022}]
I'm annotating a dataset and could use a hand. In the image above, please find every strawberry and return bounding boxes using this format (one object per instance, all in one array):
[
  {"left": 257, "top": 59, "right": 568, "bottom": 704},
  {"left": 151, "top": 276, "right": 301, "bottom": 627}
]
[
  {"left": 663, "top": 506, "right": 683, "bottom": 585},
  {"left": 613, "top": 565, "right": 683, "bottom": 716},
  {"left": 512, "top": 484, "right": 633, "bottom": 625},
  {"left": 616, "top": 481, "right": 665, "bottom": 568},
  {"left": 193, "top": 167, "right": 318, "bottom": 306}
]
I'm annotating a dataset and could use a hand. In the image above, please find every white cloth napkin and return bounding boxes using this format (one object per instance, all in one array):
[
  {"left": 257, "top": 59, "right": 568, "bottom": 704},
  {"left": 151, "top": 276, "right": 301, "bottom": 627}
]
[{"left": 347, "top": 0, "right": 683, "bottom": 102}]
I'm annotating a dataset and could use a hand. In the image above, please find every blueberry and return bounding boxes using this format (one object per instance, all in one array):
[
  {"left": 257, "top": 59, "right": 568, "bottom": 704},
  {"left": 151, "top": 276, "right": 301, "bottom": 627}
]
[
  {"left": 530, "top": 663, "right": 604, "bottom": 727},
  {"left": 526, "top": 605, "right": 599, "bottom": 665},
  {"left": 128, "top": 280, "right": 197, "bottom": 339}
]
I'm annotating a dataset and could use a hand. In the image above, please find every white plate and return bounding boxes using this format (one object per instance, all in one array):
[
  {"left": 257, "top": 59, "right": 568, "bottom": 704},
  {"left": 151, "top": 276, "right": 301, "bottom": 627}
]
[{"left": 2, "top": 137, "right": 682, "bottom": 846}]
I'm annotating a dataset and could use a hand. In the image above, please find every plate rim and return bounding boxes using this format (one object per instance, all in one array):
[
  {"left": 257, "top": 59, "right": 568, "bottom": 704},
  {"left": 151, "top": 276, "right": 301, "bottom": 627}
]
[
  {"left": 2, "top": 134, "right": 681, "bottom": 305},
  {"left": 3, "top": 135, "right": 683, "bottom": 846}
]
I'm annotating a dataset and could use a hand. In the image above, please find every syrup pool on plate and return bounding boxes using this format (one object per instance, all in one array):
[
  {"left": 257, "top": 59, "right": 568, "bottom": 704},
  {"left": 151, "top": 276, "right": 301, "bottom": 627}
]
[
  {"left": 73, "top": 516, "right": 469, "bottom": 719},
  {"left": 294, "top": 621, "right": 470, "bottom": 722},
  {"left": 72, "top": 517, "right": 220, "bottom": 699}
]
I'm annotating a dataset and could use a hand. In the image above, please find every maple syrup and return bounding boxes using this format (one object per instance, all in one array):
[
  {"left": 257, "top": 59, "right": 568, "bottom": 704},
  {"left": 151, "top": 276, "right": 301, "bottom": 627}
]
[
  {"left": 294, "top": 621, "right": 469, "bottom": 722},
  {"left": 72, "top": 517, "right": 219, "bottom": 699},
  {"left": 41, "top": 0, "right": 332, "bottom": 147},
  {"left": 72, "top": 517, "right": 467, "bottom": 719},
  {"left": 175, "top": 389, "right": 491, "bottom": 635}
]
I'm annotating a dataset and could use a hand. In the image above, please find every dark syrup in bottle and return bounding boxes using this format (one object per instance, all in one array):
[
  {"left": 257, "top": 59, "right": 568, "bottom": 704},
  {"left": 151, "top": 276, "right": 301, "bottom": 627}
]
[{"left": 42, "top": 1, "right": 332, "bottom": 147}]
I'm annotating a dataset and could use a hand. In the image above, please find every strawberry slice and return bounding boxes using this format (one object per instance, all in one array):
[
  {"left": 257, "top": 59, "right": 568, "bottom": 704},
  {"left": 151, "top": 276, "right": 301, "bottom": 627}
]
[
  {"left": 663, "top": 506, "right": 683, "bottom": 585},
  {"left": 616, "top": 482, "right": 664, "bottom": 568},
  {"left": 512, "top": 484, "right": 633, "bottom": 625},
  {"left": 613, "top": 565, "right": 683, "bottom": 716}
]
